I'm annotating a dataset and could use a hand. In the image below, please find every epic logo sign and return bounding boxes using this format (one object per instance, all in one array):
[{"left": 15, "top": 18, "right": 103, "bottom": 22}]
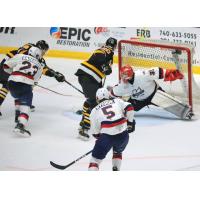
[
  {"left": 0, "top": 27, "right": 15, "bottom": 34},
  {"left": 50, "top": 27, "right": 91, "bottom": 41}
]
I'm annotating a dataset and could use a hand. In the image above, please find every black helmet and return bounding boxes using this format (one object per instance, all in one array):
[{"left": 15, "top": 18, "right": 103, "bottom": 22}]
[
  {"left": 36, "top": 40, "right": 49, "bottom": 51},
  {"left": 105, "top": 37, "right": 117, "bottom": 48}
]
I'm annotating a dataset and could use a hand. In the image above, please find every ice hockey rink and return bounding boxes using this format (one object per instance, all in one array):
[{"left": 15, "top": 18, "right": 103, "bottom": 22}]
[{"left": 1, "top": 56, "right": 200, "bottom": 171}]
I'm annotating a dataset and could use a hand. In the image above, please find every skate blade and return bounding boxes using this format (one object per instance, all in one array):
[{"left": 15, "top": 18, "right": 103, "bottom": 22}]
[
  {"left": 78, "top": 134, "right": 90, "bottom": 141},
  {"left": 30, "top": 108, "right": 35, "bottom": 112},
  {"left": 13, "top": 128, "right": 31, "bottom": 137}
]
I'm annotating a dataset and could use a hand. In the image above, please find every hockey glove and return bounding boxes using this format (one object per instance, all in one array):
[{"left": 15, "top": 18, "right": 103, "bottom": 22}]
[
  {"left": 103, "top": 65, "right": 112, "bottom": 75},
  {"left": 54, "top": 72, "right": 65, "bottom": 82},
  {"left": 164, "top": 69, "right": 184, "bottom": 82},
  {"left": 43, "top": 68, "right": 55, "bottom": 77},
  {"left": 127, "top": 119, "right": 136, "bottom": 133}
]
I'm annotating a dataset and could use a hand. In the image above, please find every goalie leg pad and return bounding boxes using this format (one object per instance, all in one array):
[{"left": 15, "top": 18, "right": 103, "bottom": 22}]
[{"left": 151, "top": 90, "right": 193, "bottom": 120}]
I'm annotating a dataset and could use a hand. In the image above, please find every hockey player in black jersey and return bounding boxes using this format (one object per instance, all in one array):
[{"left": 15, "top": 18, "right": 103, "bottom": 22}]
[
  {"left": 75, "top": 37, "right": 117, "bottom": 140},
  {"left": 0, "top": 40, "right": 65, "bottom": 117}
]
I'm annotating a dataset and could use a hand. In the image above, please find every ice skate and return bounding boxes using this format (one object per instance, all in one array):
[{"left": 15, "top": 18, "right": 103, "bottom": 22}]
[
  {"left": 185, "top": 110, "right": 194, "bottom": 120},
  {"left": 13, "top": 123, "right": 31, "bottom": 136},
  {"left": 181, "top": 107, "right": 194, "bottom": 120},
  {"left": 112, "top": 166, "right": 119, "bottom": 171},
  {"left": 30, "top": 105, "right": 35, "bottom": 112},
  {"left": 78, "top": 126, "right": 90, "bottom": 141}
]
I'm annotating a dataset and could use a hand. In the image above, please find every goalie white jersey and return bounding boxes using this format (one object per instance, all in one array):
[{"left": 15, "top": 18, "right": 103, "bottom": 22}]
[
  {"left": 89, "top": 98, "right": 134, "bottom": 136},
  {"left": 112, "top": 67, "right": 163, "bottom": 100},
  {"left": 4, "top": 54, "right": 43, "bottom": 85}
]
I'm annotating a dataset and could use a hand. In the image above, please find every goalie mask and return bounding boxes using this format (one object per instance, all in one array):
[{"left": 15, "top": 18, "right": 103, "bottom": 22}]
[
  {"left": 120, "top": 65, "right": 134, "bottom": 83},
  {"left": 96, "top": 88, "right": 110, "bottom": 103}
]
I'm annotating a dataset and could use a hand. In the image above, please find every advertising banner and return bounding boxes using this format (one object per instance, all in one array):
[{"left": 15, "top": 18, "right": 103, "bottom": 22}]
[{"left": 0, "top": 27, "right": 200, "bottom": 69}]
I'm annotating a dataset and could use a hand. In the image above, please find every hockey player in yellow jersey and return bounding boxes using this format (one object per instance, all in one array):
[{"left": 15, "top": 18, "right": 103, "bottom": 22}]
[{"left": 75, "top": 37, "right": 117, "bottom": 140}]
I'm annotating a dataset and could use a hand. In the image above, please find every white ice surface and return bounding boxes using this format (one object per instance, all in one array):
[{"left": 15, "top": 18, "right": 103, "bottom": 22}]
[{"left": 1, "top": 56, "right": 200, "bottom": 171}]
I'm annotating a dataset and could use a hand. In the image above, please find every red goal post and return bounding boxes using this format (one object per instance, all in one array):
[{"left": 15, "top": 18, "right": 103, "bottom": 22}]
[{"left": 118, "top": 39, "right": 194, "bottom": 110}]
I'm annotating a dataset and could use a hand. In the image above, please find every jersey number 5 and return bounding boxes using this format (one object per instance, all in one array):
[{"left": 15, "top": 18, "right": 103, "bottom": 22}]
[{"left": 102, "top": 105, "right": 115, "bottom": 119}]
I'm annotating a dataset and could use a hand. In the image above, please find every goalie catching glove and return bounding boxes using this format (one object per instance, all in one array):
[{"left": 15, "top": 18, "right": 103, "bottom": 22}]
[{"left": 164, "top": 69, "right": 184, "bottom": 82}]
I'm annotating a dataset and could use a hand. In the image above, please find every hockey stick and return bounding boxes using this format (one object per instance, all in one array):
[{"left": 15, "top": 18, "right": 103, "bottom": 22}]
[
  {"left": 50, "top": 150, "right": 92, "bottom": 170},
  {"left": 64, "top": 80, "right": 84, "bottom": 114},
  {"left": 35, "top": 84, "right": 80, "bottom": 97},
  {"left": 64, "top": 80, "right": 84, "bottom": 95}
]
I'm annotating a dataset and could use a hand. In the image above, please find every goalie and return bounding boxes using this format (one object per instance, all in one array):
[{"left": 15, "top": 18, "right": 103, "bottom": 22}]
[{"left": 109, "top": 64, "right": 193, "bottom": 120}]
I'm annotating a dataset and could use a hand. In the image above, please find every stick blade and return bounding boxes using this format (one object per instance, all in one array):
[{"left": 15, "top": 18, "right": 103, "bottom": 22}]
[{"left": 50, "top": 161, "right": 66, "bottom": 170}]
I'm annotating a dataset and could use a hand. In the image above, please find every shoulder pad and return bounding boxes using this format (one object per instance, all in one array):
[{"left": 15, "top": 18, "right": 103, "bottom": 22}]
[
  {"left": 22, "top": 43, "right": 34, "bottom": 49},
  {"left": 94, "top": 49, "right": 105, "bottom": 54}
]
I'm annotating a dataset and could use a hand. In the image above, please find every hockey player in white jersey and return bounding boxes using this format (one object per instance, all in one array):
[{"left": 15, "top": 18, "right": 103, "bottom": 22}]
[
  {"left": 3, "top": 46, "right": 44, "bottom": 136},
  {"left": 88, "top": 88, "right": 135, "bottom": 171},
  {"left": 110, "top": 64, "right": 193, "bottom": 120}
]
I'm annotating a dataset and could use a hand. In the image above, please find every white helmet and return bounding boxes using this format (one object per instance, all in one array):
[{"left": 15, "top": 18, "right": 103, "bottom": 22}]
[
  {"left": 96, "top": 88, "right": 110, "bottom": 102},
  {"left": 28, "top": 46, "right": 42, "bottom": 60}
]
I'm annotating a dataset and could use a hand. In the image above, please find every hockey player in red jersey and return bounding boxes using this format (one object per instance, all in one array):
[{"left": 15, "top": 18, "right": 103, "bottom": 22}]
[
  {"left": 3, "top": 46, "right": 45, "bottom": 135},
  {"left": 75, "top": 37, "right": 117, "bottom": 140},
  {"left": 0, "top": 40, "right": 65, "bottom": 118},
  {"left": 110, "top": 64, "right": 193, "bottom": 120},
  {"left": 88, "top": 88, "right": 135, "bottom": 171}
]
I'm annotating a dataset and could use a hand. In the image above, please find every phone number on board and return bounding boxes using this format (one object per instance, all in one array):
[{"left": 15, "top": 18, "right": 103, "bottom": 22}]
[{"left": 160, "top": 30, "right": 197, "bottom": 39}]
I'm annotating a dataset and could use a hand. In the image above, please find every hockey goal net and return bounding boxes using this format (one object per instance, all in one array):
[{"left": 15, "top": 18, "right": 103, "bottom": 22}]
[{"left": 118, "top": 39, "right": 200, "bottom": 112}]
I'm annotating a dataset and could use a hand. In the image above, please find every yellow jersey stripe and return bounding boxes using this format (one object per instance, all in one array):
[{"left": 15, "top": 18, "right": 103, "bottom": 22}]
[
  {"left": 7, "top": 52, "right": 14, "bottom": 58},
  {"left": 83, "top": 106, "right": 89, "bottom": 110},
  {"left": 42, "top": 68, "right": 49, "bottom": 75},
  {"left": 82, "top": 61, "right": 105, "bottom": 78},
  {"left": 0, "top": 94, "right": 6, "bottom": 99},
  {"left": 83, "top": 109, "right": 87, "bottom": 113},
  {"left": 83, "top": 119, "right": 91, "bottom": 124},
  {"left": 83, "top": 112, "right": 90, "bottom": 117},
  {"left": 0, "top": 88, "right": 8, "bottom": 93},
  {"left": 19, "top": 50, "right": 28, "bottom": 54},
  {"left": 94, "top": 50, "right": 105, "bottom": 54}
]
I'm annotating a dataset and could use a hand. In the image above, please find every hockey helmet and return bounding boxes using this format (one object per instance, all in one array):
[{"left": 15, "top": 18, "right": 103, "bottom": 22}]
[
  {"left": 106, "top": 37, "right": 117, "bottom": 49},
  {"left": 28, "top": 46, "right": 42, "bottom": 60},
  {"left": 36, "top": 40, "right": 49, "bottom": 51},
  {"left": 120, "top": 65, "right": 134, "bottom": 82},
  {"left": 96, "top": 88, "right": 110, "bottom": 102}
]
